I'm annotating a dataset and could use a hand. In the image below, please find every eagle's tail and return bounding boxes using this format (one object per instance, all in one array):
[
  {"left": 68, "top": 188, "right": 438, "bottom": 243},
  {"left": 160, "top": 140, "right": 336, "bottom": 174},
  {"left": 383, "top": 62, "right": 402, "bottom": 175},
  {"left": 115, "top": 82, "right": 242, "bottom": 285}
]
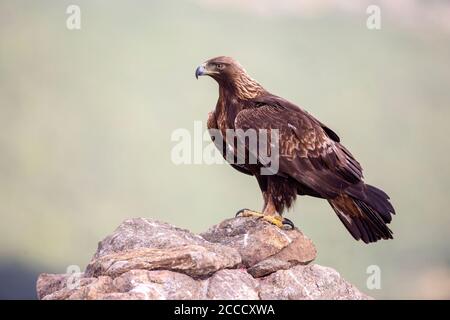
[{"left": 328, "top": 184, "right": 395, "bottom": 243}]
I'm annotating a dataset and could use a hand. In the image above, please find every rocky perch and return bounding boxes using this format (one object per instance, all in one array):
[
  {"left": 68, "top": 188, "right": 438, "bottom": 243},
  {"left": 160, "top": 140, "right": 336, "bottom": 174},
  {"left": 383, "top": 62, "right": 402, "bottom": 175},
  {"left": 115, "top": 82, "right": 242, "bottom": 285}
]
[{"left": 37, "top": 217, "right": 370, "bottom": 300}]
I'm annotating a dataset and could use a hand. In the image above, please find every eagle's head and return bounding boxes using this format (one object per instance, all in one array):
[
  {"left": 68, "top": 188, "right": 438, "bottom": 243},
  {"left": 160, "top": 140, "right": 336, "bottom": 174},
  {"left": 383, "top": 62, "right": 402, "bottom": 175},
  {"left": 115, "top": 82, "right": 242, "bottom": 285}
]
[
  {"left": 195, "top": 56, "right": 243, "bottom": 81},
  {"left": 195, "top": 56, "right": 264, "bottom": 99}
]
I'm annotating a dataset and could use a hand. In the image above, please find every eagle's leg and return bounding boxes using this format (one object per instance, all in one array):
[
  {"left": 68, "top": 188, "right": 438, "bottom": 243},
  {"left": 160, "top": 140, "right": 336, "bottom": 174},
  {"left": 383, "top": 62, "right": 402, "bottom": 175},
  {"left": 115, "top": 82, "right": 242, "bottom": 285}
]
[
  {"left": 235, "top": 175, "right": 295, "bottom": 229},
  {"left": 261, "top": 197, "right": 295, "bottom": 229}
]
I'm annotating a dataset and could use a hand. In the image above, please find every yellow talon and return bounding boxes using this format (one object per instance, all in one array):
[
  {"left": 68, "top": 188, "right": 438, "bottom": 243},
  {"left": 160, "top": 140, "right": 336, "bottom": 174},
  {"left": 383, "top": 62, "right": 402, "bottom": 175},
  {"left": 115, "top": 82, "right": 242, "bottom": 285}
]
[
  {"left": 236, "top": 209, "right": 290, "bottom": 229},
  {"left": 236, "top": 209, "right": 265, "bottom": 219},
  {"left": 261, "top": 215, "right": 284, "bottom": 228}
]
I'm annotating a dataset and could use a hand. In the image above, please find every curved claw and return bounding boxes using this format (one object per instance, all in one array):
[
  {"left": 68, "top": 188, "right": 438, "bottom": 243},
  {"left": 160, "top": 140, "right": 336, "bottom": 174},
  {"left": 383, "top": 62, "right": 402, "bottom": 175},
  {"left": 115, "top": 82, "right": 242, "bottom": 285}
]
[
  {"left": 282, "top": 217, "right": 295, "bottom": 230},
  {"left": 235, "top": 208, "right": 250, "bottom": 217}
]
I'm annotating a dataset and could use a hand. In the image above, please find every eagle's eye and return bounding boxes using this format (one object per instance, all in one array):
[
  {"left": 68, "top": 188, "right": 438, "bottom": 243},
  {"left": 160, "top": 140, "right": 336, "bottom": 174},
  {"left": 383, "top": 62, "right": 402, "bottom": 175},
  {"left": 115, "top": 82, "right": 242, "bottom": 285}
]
[{"left": 216, "top": 63, "right": 224, "bottom": 70}]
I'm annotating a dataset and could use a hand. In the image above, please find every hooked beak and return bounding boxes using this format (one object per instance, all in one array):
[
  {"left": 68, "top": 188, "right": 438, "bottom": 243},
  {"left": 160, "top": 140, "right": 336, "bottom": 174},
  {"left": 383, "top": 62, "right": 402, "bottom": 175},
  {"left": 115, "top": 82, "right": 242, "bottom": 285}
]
[{"left": 195, "top": 64, "right": 206, "bottom": 79}]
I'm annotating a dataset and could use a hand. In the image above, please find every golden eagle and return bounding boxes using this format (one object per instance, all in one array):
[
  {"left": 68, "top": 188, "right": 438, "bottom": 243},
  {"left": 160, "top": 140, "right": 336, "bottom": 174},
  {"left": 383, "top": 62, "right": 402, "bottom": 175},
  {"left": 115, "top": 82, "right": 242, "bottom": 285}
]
[{"left": 195, "top": 56, "right": 395, "bottom": 243}]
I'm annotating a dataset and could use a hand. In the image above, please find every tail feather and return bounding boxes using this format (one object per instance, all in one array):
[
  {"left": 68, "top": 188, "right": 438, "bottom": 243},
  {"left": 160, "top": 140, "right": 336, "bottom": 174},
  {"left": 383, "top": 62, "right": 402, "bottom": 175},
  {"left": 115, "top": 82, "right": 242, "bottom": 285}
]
[
  {"left": 329, "top": 184, "right": 395, "bottom": 244},
  {"left": 364, "top": 185, "right": 395, "bottom": 220}
]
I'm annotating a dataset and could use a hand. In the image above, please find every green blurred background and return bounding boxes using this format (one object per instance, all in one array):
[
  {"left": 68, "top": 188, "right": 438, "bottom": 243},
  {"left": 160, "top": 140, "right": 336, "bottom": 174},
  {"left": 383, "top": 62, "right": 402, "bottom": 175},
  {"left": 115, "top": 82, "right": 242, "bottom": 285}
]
[{"left": 1, "top": 0, "right": 449, "bottom": 299}]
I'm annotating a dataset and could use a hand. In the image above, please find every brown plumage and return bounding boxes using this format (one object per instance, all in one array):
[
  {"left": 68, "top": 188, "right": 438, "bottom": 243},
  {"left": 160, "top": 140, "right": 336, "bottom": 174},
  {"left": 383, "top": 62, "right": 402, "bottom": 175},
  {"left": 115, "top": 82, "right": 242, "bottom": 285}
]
[{"left": 196, "top": 56, "right": 395, "bottom": 243}]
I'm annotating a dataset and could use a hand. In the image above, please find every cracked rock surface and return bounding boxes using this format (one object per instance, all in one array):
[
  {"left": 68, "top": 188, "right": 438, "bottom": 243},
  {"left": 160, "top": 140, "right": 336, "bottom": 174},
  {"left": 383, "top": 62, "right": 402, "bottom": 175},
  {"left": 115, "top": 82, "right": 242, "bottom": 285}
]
[{"left": 37, "top": 217, "right": 370, "bottom": 300}]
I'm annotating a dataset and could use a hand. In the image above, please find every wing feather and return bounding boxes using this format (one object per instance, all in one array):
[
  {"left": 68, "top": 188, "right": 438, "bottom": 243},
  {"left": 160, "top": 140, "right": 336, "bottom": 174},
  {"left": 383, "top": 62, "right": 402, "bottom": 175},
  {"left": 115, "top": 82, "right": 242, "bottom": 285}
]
[
  {"left": 234, "top": 96, "right": 363, "bottom": 198},
  {"left": 207, "top": 111, "right": 253, "bottom": 176}
]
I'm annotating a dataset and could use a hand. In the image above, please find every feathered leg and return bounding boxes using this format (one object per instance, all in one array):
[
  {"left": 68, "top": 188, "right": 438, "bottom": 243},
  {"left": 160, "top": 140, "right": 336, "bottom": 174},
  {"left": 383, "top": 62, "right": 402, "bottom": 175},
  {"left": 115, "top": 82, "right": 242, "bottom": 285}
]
[{"left": 235, "top": 176, "right": 295, "bottom": 229}]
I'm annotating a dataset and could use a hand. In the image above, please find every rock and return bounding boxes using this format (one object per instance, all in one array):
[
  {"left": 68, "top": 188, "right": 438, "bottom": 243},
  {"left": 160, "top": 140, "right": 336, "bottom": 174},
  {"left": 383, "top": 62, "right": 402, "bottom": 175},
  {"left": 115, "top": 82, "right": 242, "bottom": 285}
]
[
  {"left": 93, "top": 292, "right": 147, "bottom": 300},
  {"left": 113, "top": 269, "right": 206, "bottom": 300},
  {"left": 247, "top": 258, "right": 292, "bottom": 278},
  {"left": 85, "top": 244, "right": 241, "bottom": 279},
  {"left": 37, "top": 217, "right": 370, "bottom": 300},
  {"left": 247, "top": 234, "right": 317, "bottom": 277},
  {"left": 206, "top": 269, "right": 259, "bottom": 300},
  {"left": 201, "top": 217, "right": 316, "bottom": 272},
  {"left": 41, "top": 276, "right": 113, "bottom": 300},
  {"left": 86, "top": 219, "right": 241, "bottom": 279},
  {"left": 259, "top": 264, "right": 371, "bottom": 300},
  {"left": 65, "top": 276, "right": 116, "bottom": 300},
  {"left": 36, "top": 273, "right": 70, "bottom": 300},
  {"left": 92, "top": 218, "right": 238, "bottom": 260},
  {"left": 93, "top": 218, "right": 197, "bottom": 258}
]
